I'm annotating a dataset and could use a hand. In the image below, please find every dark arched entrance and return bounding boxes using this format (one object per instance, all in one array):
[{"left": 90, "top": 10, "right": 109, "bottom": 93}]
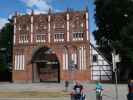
[{"left": 32, "top": 47, "right": 60, "bottom": 82}]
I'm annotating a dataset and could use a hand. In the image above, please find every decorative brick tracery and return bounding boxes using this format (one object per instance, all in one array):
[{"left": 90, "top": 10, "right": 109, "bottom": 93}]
[{"left": 12, "top": 9, "right": 90, "bottom": 83}]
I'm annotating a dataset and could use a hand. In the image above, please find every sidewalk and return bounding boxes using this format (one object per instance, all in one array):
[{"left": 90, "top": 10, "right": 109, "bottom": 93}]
[{"left": 0, "top": 82, "right": 128, "bottom": 100}]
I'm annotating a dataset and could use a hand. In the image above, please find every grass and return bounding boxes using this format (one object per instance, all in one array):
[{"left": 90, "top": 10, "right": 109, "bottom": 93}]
[{"left": 0, "top": 91, "right": 69, "bottom": 98}]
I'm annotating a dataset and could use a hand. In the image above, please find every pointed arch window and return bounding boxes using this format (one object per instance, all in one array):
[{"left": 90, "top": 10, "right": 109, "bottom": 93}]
[{"left": 62, "top": 47, "right": 68, "bottom": 70}]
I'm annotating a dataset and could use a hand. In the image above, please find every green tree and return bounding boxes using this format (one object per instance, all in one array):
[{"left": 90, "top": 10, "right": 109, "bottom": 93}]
[
  {"left": 0, "top": 19, "right": 13, "bottom": 71},
  {"left": 93, "top": 0, "right": 133, "bottom": 81}
]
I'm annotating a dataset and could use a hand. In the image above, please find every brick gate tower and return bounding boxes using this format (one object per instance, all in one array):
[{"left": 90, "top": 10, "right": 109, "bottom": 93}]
[{"left": 12, "top": 9, "right": 90, "bottom": 83}]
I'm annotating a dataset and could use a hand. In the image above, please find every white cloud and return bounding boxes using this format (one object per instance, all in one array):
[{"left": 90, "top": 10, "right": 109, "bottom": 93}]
[
  {"left": 90, "top": 32, "right": 96, "bottom": 45},
  {"left": 0, "top": 17, "right": 8, "bottom": 30},
  {"left": 26, "top": 8, "right": 47, "bottom": 14},
  {"left": 20, "top": 0, "right": 52, "bottom": 13}
]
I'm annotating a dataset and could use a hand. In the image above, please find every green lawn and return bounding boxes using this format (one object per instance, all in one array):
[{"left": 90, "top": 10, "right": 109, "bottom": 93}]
[{"left": 0, "top": 91, "right": 69, "bottom": 98}]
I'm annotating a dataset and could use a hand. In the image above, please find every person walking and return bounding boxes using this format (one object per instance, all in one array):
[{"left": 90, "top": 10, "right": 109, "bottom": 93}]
[
  {"left": 65, "top": 80, "right": 69, "bottom": 91},
  {"left": 127, "top": 79, "right": 133, "bottom": 100},
  {"left": 71, "top": 81, "right": 85, "bottom": 100},
  {"left": 95, "top": 81, "right": 103, "bottom": 100}
]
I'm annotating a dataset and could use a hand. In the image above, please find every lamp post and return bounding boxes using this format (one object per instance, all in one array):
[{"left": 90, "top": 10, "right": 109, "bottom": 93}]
[
  {"left": 107, "top": 39, "right": 120, "bottom": 100},
  {"left": 112, "top": 49, "right": 118, "bottom": 100},
  {"left": 112, "top": 49, "right": 120, "bottom": 100}
]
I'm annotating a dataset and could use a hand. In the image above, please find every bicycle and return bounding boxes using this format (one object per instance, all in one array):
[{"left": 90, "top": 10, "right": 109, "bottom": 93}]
[
  {"left": 70, "top": 92, "right": 86, "bottom": 100},
  {"left": 96, "top": 89, "right": 103, "bottom": 100}
]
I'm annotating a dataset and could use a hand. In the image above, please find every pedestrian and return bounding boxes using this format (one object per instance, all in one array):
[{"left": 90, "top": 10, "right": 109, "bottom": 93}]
[
  {"left": 72, "top": 81, "right": 85, "bottom": 100},
  {"left": 65, "top": 80, "right": 69, "bottom": 91},
  {"left": 95, "top": 81, "right": 103, "bottom": 100},
  {"left": 127, "top": 79, "right": 133, "bottom": 100}
]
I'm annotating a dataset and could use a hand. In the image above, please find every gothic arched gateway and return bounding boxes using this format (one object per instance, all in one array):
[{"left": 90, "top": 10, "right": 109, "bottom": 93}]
[{"left": 32, "top": 47, "right": 60, "bottom": 82}]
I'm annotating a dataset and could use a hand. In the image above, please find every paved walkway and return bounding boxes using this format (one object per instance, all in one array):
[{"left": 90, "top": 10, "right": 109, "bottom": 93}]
[
  {"left": 0, "top": 82, "right": 64, "bottom": 92},
  {"left": 0, "top": 82, "right": 128, "bottom": 100}
]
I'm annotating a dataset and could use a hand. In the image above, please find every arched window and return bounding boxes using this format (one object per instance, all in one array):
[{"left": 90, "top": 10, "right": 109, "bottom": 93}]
[{"left": 62, "top": 47, "right": 68, "bottom": 70}]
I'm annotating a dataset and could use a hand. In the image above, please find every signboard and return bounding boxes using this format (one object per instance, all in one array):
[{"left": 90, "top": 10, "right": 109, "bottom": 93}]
[{"left": 112, "top": 52, "right": 120, "bottom": 71}]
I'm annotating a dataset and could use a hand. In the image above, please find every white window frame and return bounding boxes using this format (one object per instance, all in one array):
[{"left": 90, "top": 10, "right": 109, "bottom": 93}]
[
  {"left": 54, "top": 33, "right": 64, "bottom": 42},
  {"left": 72, "top": 32, "right": 83, "bottom": 41},
  {"left": 35, "top": 34, "right": 46, "bottom": 43},
  {"left": 19, "top": 34, "right": 29, "bottom": 43},
  {"left": 14, "top": 54, "right": 25, "bottom": 70}
]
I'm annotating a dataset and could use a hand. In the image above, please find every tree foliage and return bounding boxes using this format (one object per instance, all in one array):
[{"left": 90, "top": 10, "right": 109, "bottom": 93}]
[
  {"left": 94, "top": 0, "right": 133, "bottom": 80},
  {"left": 0, "top": 20, "right": 13, "bottom": 71}
]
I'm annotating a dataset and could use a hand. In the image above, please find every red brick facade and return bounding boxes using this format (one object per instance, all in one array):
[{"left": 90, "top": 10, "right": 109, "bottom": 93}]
[{"left": 12, "top": 9, "right": 90, "bottom": 83}]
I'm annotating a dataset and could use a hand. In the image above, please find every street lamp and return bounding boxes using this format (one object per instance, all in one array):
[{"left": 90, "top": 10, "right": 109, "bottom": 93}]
[
  {"left": 112, "top": 48, "right": 120, "bottom": 100},
  {"left": 107, "top": 40, "right": 120, "bottom": 100}
]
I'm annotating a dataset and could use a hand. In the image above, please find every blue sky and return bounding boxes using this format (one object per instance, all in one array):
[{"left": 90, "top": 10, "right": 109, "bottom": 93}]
[{"left": 0, "top": 0, "right": 96, "bottom": 43}]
